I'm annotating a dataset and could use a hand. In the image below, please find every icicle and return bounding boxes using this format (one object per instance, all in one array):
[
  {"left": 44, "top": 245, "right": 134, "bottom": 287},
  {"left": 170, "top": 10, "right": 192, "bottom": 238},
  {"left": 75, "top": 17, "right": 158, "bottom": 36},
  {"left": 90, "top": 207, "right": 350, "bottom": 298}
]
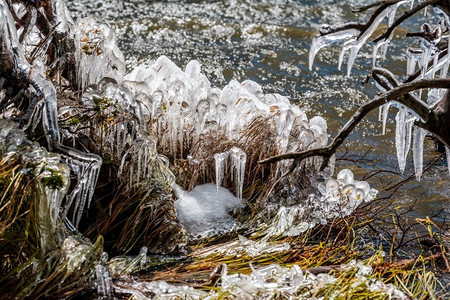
[
  {"left": 379, "top": 102, "right": 391, "bottom": 135},
  {"left": 372, "top": 41, "right": 385, "bottom": 67},
  {"left": 309, "top": 29, "right": 359, "bottom": 70},
  {"left": 394, "top": 108, "right": 414, "bottom": 173},
  {"left": 419, "top": 41, "right": 432, "bottom": 79},
  {"left": 412, "top": 126, "right": 427, "bottom": 180},
  {"left": 214, "top": 147, "right": 247, "bottom": 199},
  {"left": 345, "top": 1, "right": 409, "bottom": 76},
  {"left": 61, "top": 152, "right": 102, "bottom": 228},
  {"left": 230, "top": 147, "right": 247, "bottom": 200},
  {"left": 431, "top": 51, "right": 439, "bottom": 78},
  {"left": 338, "top": 43, "right": 354, "bottom": 70},
  {"left": 440, "top": 52, "right": 449, "bottom": 78},
  {"left": 214, "top": 152, "right": 228, "bottom": 191},
  {"left": 95, "top": 252, "right": 113, "bottom": 299},
  {"left": 446, "top": 146, "right": 450, "bottom": 175},
  {"left": 406, "top": 48, "right": 421, "bottom": 76}
]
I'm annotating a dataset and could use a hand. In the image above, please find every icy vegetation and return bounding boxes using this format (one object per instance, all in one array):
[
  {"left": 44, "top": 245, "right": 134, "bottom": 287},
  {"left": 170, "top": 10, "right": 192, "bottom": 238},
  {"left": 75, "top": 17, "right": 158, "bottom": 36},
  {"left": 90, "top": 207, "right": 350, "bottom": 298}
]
[
  {"left": 266, "top": 169, "right": 378, "bottom": 237},
  {"left": 194, "top": 235, "right": 291, "bottom": 258},
  {"left": 0, "top": 1, "right": 105, "bottom": 228},
  {"left": 0, "top": 0, "right": 380, "bottom": 238},
  {"left": 310, "top": 1, "right": 450, "bottom": 179},
  {"left": 123, "top": 56, "right": 329, "bottom": 167},
  {"left": 3, "top": 0, "right": 450, "bottom": 298},
  {"left": 76, "top": 17, "right": 126, "bottom": 90},
  {"left": 113, "top": 260, "right": 406, "bottom": 299},
  {"left": 0, "top": 120, "right": 70, "bottom": 251},
  {"left": 174, "top": 183, "right": 243, "bottom": 238}
]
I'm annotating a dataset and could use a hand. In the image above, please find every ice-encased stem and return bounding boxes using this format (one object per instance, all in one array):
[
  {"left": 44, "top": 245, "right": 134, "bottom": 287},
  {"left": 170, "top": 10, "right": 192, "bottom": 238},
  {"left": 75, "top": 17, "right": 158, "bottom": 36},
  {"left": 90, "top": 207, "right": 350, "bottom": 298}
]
[
  {"left": 412, "top": 126, "right": 427, "bottom": 180},
  {"left": 395, "top": 108, "right": 414, "bottom": 173},
  {"left": 310, "top": 0, "right": 411, "bottom": 75},
  {"left": 214, "top": 152, "right": 228, "bottom": 192},
  {"left": 230, "top": 147, "right": 247, "bottom": 200},
  {"left": 309, "top": 29, "right": 359, "bottom": 70},
  {"left": 446, "top": 146, "right": 450, "bottom": 175},
  {"left": 95, "top": 264, "right": 113, "bottom": 298}
]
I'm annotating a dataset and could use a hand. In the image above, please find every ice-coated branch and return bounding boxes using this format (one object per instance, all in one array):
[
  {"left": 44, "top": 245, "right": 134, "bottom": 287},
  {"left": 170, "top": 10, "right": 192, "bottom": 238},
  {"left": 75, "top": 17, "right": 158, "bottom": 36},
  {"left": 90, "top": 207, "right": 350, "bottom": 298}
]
[
  {"left": 405, "top": 49, "right": 448, "bottom": 82},
  {"left": 373, "top": 0, "right": 440, "bottom": 43},
  {"left": 320, "top": 0, "right": 404, "bottom": 37},
  {"left": 0, "top": 1, "right": 102, "bottom": 227},
  {"left": 369, "top": 67, "right": 401, "bottom": 88},
  {"left": 259, "top": 79, "right": 450, "bottom": 169},
  {"left": 369, "top": 67, "right": 430, "bottom": 121}
]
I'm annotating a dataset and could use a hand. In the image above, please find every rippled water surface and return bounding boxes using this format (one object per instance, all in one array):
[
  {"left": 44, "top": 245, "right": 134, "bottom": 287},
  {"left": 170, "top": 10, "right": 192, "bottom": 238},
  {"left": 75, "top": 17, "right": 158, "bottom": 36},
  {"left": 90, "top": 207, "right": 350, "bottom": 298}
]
[{"left": 66, "top": 0, "right": 449, "bottom": 223}]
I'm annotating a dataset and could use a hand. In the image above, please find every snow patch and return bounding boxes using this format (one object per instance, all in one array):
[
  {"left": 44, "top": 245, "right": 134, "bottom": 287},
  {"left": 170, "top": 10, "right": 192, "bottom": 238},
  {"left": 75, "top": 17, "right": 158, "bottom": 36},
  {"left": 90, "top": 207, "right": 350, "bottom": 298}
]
[{"left": 174, "top": 183, "right": 244, "bottom": 238}]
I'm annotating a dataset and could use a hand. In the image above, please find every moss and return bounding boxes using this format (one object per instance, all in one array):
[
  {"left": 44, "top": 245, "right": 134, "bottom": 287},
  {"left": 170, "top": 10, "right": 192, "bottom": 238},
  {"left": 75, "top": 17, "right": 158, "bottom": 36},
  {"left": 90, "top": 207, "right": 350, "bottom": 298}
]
[
  {"left": 41, "top": 169, "right": 64, "bottom": 190},
  {"left": 93, "top": 95, "right": 113, "bottom": 112},
  {"left": 68, "top": 116, "right": 81, "bottom": 126}
]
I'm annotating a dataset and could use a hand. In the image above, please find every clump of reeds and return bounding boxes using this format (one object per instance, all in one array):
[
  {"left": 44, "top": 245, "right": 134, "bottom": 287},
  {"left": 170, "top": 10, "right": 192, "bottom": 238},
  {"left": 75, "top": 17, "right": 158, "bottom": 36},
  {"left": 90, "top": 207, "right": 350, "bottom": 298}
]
[
  {"left": 162, "top": 114, "right": 318, "bottom": 212},
  {"left": 0, "top": 142, "right": 105, "bottom": 299},
  {"left": 86, "top": 176, "right": 187, "bottom": 255},
  {"left": 114, "top": 207, "right": 449, "bottom": 299}
]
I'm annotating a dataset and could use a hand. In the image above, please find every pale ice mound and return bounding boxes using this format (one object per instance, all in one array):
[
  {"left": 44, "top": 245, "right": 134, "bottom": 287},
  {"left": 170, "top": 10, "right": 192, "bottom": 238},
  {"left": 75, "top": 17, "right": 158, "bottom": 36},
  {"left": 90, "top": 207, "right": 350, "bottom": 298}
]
[
  {"left": 266, "top": 169, "right": 378, "bottom": 237},
  {"left": 173, "top": 183, "right": 243, "bottom": 238}
]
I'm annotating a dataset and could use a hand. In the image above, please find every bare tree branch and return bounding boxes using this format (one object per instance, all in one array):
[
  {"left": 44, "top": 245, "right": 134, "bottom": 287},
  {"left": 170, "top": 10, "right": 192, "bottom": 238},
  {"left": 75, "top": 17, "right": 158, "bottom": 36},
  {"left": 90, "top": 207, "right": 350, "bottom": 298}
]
[
  {"left": 373, "top": 0, "right": 440, "bottom": 43},
  {"left": 259, "top": 79, "right": 450, "bottom": 169},
  {"left": 320, "top": 0, "right": 439, "bottom": 42}
]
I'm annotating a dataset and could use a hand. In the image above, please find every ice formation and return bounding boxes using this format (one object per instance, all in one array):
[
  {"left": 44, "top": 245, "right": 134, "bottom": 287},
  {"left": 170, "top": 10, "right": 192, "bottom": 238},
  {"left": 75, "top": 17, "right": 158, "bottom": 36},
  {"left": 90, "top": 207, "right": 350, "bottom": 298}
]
[
  {"left": 310, "top": 2, "right": 450, "bottom": 178},
  {"left": 214, "top": 147, "right": 247, "bottom": 199},
  {"left": 173, "top": 183, "right": 243, "bottom": 238},
  {"left": 76, "top": 17, "right": 126, "bottom": 90},
  {"left": 123, "top": 56, "right": 329, "bottom": 159},
  {"left": 123, "top": 56, "right": 330, "bottom": 201},
  {"left": 95, "top": 253, "right": 113, "bottom": 299},
  {"left": 309, "top": 0, "right": 412, "bottom": 76},
  {"left": 0, "top": 1, "right": 105, "bottom": 228},
  {"left": 113, "top": 260, "right": 406, "bottom": 299},
  {"left": 2, "top": 0, "right": 335, "bottom": 235},
  {"left": 266, "top": 169, "right": 378, "bottom": 237},
  {"left": 74, "top": 82, "right": 175, "bottom": 189},
  {"left": 195, "top": 235, "right": 291, "bottom": 258},
  {"left": 0, "top": 119, "right": 70, "bottom": 252},
  {"left": 394, "top": 18, "right": 450, "bottom": 177}
]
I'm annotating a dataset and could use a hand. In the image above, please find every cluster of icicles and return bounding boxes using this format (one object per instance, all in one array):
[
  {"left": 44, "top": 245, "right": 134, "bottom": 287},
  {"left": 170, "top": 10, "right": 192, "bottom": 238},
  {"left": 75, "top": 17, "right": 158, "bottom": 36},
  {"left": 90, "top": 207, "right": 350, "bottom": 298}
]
[
  {"left": 310, "top": 0, "right": 450, "bottom": 179},
  {"left": 122, "top": 55, "right": 330, "bottom": 195},
  {"left": 266, "top": 169, "right": 378, "bottom": 237},
  {"left": 2, "top": 0, "right": 377, "bottom": 236},
  {"left": 73, "top": 8, "right": 334, "bottom": 208},
  {"left": 123, "top": 55, "right": 329, "bottom": 158},
  {"left": 73, "top": 14, "right": 341, "bottom": 236},
  {"left": 121, "top": 55, "right": 338, "bottom": 237}
]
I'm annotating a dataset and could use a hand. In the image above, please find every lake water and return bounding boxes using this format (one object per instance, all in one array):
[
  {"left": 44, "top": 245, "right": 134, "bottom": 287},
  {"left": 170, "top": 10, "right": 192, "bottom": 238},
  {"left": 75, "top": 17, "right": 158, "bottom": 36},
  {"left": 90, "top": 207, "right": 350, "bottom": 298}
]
[{"left": 66, "top": 0, "right": 449, "bottom": 226}]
